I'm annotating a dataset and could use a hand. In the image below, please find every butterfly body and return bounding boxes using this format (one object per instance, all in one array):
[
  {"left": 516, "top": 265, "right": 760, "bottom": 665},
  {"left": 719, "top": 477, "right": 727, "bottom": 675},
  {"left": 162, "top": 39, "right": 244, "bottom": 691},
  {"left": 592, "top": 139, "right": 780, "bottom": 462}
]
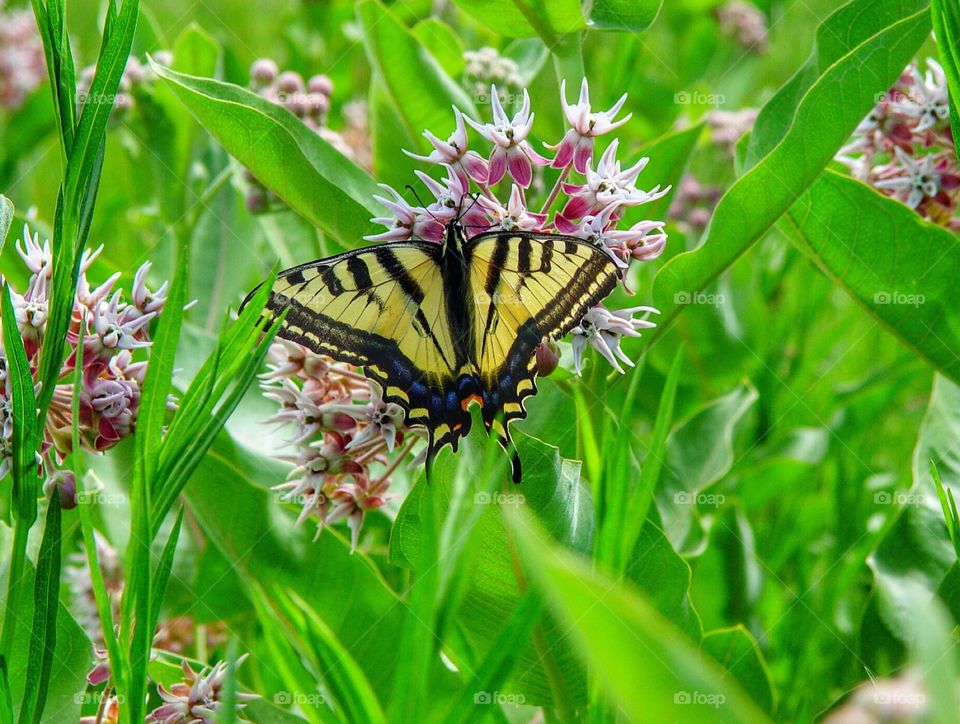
[{"left": 244, "top": 222, "right": 619, "bottom": 482}]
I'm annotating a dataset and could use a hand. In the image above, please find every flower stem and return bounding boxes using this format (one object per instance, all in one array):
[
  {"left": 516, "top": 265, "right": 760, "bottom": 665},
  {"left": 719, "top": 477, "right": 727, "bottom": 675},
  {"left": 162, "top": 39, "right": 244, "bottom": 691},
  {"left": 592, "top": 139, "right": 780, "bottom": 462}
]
[{"left": 540, "top": 163, "right": 572, "bottom": 217}]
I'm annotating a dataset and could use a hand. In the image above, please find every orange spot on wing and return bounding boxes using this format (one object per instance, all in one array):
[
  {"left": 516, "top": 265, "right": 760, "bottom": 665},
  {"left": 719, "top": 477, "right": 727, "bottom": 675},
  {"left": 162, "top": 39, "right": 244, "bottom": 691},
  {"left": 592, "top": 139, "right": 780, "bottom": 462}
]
[{"left": 461, "top": 393, "right": 484, "bottom": 411}]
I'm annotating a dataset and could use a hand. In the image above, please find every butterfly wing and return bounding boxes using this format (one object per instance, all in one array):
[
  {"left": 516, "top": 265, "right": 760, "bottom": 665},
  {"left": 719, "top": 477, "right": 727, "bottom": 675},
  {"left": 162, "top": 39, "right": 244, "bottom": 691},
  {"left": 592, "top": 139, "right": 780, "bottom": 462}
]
[
  {"left": 467, "top": 231, "right": 620, "bottom": 449},
  {"left": 242, "top": 242, "right": 474, "bottom": 460}
]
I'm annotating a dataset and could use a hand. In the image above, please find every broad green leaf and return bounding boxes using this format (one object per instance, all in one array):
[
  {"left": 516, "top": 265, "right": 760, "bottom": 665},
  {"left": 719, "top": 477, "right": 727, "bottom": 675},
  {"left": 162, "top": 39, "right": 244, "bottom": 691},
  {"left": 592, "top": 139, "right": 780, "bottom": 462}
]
[
  {"left": 868, "top": 374, "right": 960, "bottom": 642},
  {"left": 411, "top": 18, "right": 465, "bottom": 78},
  {"left": 626, "top": 123, "right": 704, "bottom": 226},
  {"left": 507, "top": 509, "right": 771, "bottom": 722},
  {"left": 391, "top": 432, "right": 592, "bottom": 705},
  {"left": 656, "top": 383, "right": 758, "bottom": 548},
  {"left": 650, "top": 0, "right": 932, "bottom": 333},
  {"left": 150, "top": 62, "right": 380, "bottom": 247},
  {"left": 931, "top": 0, "right": 960, "bottom": 146},
  {"left": 702, "top": 626, "right": 775, "bottom": 714},
  {"left": 448, "top": 0, "right": 585, "bottom": 39},
  {"left": 624, "top": 518, "right": 702, "bottom": 642},
  {"left": 785, "top": 170, "right": 960, "bottom": 385},
  {"left": 585, "top": 0, "right": 662, "bottom": 32},
  {"left": 357, "top": 0, "right": 478, "bottom": 151}
]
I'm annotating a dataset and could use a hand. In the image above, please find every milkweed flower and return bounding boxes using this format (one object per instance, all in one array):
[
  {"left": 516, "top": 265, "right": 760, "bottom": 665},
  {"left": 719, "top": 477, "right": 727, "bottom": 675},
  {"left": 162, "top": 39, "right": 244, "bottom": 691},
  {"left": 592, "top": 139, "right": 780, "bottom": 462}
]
[
  {"left": 148, "top": 656, "right": 259, "bottom": 723},
  {"left": 836, "top": 56, "right": 959, "bottom": 228},
  {"left": 0, "top": 225, "right": 170, "bottom": 493},
  {"left": 404, "top": 108, "right": 489, "bottom": 184},
  {"left": 0, "top": 5, "right": 45, "bottom": 110},
  {"left": 570, "top": 306, "right": 659, "bottom": 375},
  {"left": 716, "top": 1, "right": 769, "bottom": 52},
  {"left": 465, "top": 87, "right": 548, "bottom": 187},
  {"left": 548, "top": 78, "right": 632, "bottom": 174}
]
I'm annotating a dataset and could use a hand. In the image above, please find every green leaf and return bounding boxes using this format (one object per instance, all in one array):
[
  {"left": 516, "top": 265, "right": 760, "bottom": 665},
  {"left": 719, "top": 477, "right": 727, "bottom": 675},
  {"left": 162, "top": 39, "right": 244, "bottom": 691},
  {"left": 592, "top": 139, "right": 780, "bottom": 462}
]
[
  {"left": 507, "top": 508, "right": 771, "bottom": 722},
  {"left": 650, "top": 0, "right": 932, "bottom": 333},
  {"left": 585, "top": 0, "right": 662, "bottom": 32},
  {"left": 148, "top": 507, "right": 184, "bottom": 640},
  {"left": 701, "top": 626, "right": 776, "bottom": 714},
  {"left": 626, "top": 123, "right": 704, "bottom": 225},
  {"left": 868, "top": 374, "right": 960, "bottom": 642},
  {"left": 448, "top": 0, "right": 585, "bottom": 39},
  {"left": 440, "top": 591, "right": 545, "bottom": 723},
  {"left": 619, "top": 346, "right": 683, "bottom": 566},
  {"left": 0, "top": 196, "right": 13, "bottom": 255},
  {"left": 1, "top": 549, "right": 89, "bottom": 724},
  {"left": 656, "top": 383, "right": 758, "bottom": 548},
  {"left": 150, "top": 61, "right": 380, "bottom": 247},
  {"left": 931, "top": 0, "right": 960, "bottom": 147},
  {"left": 0, "top": 285, "right": 39, "bottom": 524},
  {"left": 391, "top": 432, "right": 592, "bottom": 706},
  {"left": 18, "top": 496, "right": 62, "bottom": 724},
  {"left": 411, "top": 18, "right": 465, "bottom": 78},
  {"left": 357, "top": 0, "right": 478, "bottom": 152},
  {"left": 785, "top": 170, "right": 960, "bottom": 385},
  {"left": 273, "top": 589, "right": 387, "bottom": 724}
]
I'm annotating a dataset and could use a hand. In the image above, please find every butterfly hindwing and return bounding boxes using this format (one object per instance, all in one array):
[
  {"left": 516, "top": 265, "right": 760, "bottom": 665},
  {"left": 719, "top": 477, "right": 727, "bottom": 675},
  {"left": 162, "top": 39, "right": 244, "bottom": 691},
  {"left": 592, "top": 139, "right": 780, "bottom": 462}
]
[{"left": 466, "top": 231, "right": 620, "bottom": 439}]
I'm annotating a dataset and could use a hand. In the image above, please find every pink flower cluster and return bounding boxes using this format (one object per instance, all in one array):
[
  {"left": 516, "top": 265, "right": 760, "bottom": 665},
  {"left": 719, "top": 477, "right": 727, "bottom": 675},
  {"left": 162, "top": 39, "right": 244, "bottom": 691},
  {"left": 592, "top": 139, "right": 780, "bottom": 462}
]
[
  {"left": 262, "top": 78, "right": 670, "bottom": 545},
  {"left": 0, "top": 225, "right": 169, "bottom": 485},
  {"left": 260, "top": 340, "right": 405, "bottom": 549},
  {"left": 147, "top": 656, "right": 258, "bottom": 723},
  {"left": 837, "top": 58, "right": 959, "bottom": 228},
  {"left": 0, "top": 5, "right": 45, "bottom": 110}
]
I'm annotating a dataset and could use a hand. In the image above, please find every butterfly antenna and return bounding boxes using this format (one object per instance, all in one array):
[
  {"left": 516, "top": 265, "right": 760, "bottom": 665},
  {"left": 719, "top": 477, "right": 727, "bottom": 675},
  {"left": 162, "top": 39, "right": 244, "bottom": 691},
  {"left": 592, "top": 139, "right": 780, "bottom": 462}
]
[{"left": 405, "top": 183, "right": 443, "bottom": 226}]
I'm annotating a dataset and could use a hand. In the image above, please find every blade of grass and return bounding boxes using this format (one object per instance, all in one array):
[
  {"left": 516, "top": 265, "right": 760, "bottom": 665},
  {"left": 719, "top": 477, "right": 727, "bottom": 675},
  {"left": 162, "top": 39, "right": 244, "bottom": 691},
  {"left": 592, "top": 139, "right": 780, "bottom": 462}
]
[
  {"left": 77, "top": 496, "right": 125, "bottom": 693},
  {"left": 441, "top": 590, "right": 544, "bottom": 723},
  {"left": 18, "top": 494, "right": 62, "bottom": 724},
  {"left": 279, "top": 590, "right": 386, "bottom": 723},
  {"left": 148, "top": 507, "right": 183, "bottom": 640},
  {"left": 931, "top": 0, "right": 960, "bottom": 147},
  {"left": 0, "top": 285, "right": 39, "bottom": 665},
  {"left": 138, "top": 237, "right": 190, "bottom": 490},
  {"left": 618, "top": 346, "right": 683, "bottom": 569}
]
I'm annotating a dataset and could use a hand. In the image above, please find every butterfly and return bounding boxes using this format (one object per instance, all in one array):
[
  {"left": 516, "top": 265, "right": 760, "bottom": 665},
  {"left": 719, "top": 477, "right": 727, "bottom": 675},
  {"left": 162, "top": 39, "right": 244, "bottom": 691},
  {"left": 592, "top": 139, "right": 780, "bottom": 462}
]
[{"left": 242, "top": 220, "right": 619, "bottom": 482}]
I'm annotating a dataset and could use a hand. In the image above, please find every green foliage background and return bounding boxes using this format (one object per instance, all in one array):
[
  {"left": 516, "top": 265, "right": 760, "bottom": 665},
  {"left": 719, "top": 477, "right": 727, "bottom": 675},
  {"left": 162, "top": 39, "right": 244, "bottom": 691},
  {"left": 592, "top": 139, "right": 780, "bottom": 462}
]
[{"left": 1, "top": 0, "right": 959, "bottom": 721}]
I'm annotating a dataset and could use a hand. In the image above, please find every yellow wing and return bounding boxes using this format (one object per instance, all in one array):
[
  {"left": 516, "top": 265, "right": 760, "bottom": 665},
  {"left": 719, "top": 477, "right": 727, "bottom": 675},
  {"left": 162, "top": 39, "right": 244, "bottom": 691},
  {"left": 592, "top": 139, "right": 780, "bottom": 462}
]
[
  {"left": 242, "top": 243, "right": 473, "bottom": 457},
  {"left": 466, "top": 231, "right": 620, "bottom": 439}
]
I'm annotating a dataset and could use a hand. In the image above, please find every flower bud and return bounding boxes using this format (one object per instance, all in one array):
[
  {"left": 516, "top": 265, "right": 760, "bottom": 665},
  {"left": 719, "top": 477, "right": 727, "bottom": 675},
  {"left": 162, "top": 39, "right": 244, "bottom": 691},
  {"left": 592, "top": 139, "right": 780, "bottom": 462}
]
[
  {"left": 535, "top": 339, "right": 561, "bottom": 377},
  {"left": 250, "top": 58, "right": 278, "bottom": 86}
]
